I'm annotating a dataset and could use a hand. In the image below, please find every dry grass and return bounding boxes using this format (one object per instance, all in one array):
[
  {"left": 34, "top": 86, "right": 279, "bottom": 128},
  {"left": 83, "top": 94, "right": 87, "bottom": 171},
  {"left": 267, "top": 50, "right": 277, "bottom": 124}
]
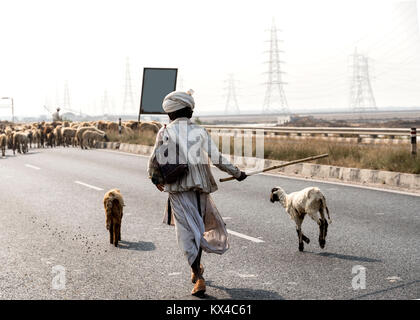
[
  {"left": 106, "top": 130, "right": 156, "bottom": 146},
  {"left": 218, "top": 136, "right": 420, "bottom": 174},
  {"left": 108, "top": 131, "right": 420, "bottom": 174},
  {"left": 264, "top": 138, "right": 420, "bottom": 174}
]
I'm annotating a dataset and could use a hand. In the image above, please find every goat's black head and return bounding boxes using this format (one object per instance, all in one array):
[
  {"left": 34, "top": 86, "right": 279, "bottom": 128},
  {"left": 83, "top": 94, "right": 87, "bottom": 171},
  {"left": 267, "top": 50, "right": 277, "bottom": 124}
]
[{"left": 270, "top": 187, "right": 280, "bottom": 203}]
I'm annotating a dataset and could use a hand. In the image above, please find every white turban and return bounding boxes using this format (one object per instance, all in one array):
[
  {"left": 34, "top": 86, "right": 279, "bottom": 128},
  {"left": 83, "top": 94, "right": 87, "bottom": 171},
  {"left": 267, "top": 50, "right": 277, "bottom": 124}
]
[{"left": 162, "top": 89, "right": 195, "bottom": 113}]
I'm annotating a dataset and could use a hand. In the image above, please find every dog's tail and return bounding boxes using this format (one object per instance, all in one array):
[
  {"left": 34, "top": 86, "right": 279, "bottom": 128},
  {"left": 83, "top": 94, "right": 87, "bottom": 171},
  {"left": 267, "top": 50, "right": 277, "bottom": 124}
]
[{"left": 108, "top": 189, "right": 125, "bottom": 207}]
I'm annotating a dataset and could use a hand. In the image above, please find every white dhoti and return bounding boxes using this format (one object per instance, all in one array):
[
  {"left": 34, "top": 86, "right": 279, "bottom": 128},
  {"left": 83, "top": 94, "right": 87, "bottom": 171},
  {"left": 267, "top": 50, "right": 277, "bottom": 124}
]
[{"left": 165, "top": 191, "right": 229, "bottom": 266}]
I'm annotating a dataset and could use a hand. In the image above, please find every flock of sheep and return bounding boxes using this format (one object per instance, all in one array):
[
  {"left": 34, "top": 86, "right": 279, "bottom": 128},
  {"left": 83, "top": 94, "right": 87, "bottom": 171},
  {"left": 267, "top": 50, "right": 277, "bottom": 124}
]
[{"left": 0, "top": 119, "right": 162, "bottom": 157}]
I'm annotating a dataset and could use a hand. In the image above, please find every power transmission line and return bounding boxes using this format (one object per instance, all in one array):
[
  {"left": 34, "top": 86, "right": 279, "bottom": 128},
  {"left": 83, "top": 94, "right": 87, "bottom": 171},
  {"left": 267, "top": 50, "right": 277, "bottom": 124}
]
[
  {"left": 63, "top": 81, "right": 71, "bottom": 110},
  {"left": 177, "top": 75, "right": 184, "bottom": 91},
  {"left": 224, "top": 73, "right": 240, "bottom": 114},
  {"left": 349, "top": 48, "right": 377, "bottom": 112},
  {"left": 102, "top": 89, "right": 110, "bottom": 115},
  {"left": 262, "top": 18, "right": 289, "bottom": 114},
  {"left": 123, "top": 57, "right": 135, "bottom": 115}
]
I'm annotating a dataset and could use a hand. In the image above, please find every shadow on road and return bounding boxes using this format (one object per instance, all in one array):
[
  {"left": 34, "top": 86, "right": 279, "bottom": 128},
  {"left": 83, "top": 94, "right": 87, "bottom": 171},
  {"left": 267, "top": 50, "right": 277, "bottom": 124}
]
[
  {"left": 306, "top": 251, "right": 381, "bottom": 263},
  {"left": 118, "top": 240, "right": 156, "bottom": 251},
  {"left": 199, "top": 281, "right": 285, "bottom": 300},
  {"left": 15, "top": 151, "right": 41, "bottom": 156}
]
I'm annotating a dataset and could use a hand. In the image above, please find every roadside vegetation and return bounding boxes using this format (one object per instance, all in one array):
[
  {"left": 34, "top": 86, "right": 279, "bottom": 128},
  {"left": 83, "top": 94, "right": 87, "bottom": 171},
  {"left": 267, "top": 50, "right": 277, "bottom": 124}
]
[
  {"left": 107, "top": 130, "right": 156, "bottom": 146},
  {"left": 263, "top": 138, "right": 420, "bottom": 174},
  {"left": 107, "top": 130, "right": 419, "bottom": 174}
]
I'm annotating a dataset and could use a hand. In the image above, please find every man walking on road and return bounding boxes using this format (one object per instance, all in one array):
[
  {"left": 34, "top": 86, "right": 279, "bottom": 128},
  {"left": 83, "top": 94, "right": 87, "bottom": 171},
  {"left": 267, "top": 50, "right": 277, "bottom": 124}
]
[{"left": 148, "top": 89, "right": 246, "bottom": 297}]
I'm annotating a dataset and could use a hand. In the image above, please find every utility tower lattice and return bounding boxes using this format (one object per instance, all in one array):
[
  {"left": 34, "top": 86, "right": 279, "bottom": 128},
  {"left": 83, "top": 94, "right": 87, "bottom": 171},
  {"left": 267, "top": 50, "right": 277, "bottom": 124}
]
[
  {"left": 349, "top": 48, "right": 377, "bottom": 112},
  {"left": 102, "top": 90, "right": 110, "bottom": 115},
  {"left": 262, "top": 19, "right": 289, "bottom": 114},
  {"left": 177, "top": 76, "right": 184, "bottom": 91},
  {"left": 224, "top": 74, "right": 240, "bottom": 115},
  {"left": 63, "top": 81, "right": 71, "bottom": 109},
  {"left": 55, "top": 86, "right": 60, "bottom": 107},
  {"left": 123, "top": 57, "right": 135, "bottom": 115}
]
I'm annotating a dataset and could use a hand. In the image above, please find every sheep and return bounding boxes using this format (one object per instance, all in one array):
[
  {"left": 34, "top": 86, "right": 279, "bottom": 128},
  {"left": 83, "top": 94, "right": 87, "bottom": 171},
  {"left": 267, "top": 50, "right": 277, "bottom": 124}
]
[
  {"left": 46, "top": 131, "right": 55, "bottom": 148},
  {"left": 53, "top": 126, "right": 63, "bottom": 146},
  {"left": 103, "top": 189, "right": 124, "bottom": 247},
  {"left": 138, "top": 122, "right": 159, "bottom": 134},
  {"left": 270, "top": 186, "right": 332, "bottom": 252},
  {"left": 62, "top": 127, "right": 77, "bottom": 147},
  {"left": 81, "top": 130, "right": 108, "bottom": 149},
  {"left": 12, "top": 132, "right": 29, "bottom": 154},
  {"left": 43, "top": 125, "right": 54, "bottom": 147},
  {"left": 5, "top": 128, "right": 14, "bottom": 149},
  {"left": 124, "top": 120, "right": 139, "bottom": 131},
  {"left": 121, "top": 125, "right": 133, "bottom": 135},
  {"left": 26, "top": 130, "right": 33, "bottom": 148},
  {"left": 151, "top": 121, "right": 163, "bottom": 129},
  {"left": 0, "top": 133, "right": 6, "bottom": 157},
  {"left": 31, "top": 128, "right": 41, "bottom": 148},
  {"left": 96, "top": 120, "right": 108, "bottom": 131},
  {"left": 75, "top": 126, "right": 106, "bottom": 149},
  {"left": 36, "top": 123, "right": 45, "bottom": 148},
  {"left": 106, "top": 122, "right": 119, "bottom": 132}
]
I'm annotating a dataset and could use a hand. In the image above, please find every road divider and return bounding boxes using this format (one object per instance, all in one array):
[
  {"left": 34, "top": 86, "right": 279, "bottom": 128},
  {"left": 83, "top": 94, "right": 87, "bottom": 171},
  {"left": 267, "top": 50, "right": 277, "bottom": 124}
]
[{"left": 74, "top": 181, "right": 103, "bottom": 191}]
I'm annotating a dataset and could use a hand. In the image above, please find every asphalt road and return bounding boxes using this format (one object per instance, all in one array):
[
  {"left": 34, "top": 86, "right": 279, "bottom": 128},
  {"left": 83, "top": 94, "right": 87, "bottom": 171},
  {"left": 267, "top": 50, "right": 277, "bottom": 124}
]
[{"left": 0, "top": 147, "right": 419, "bottom": 300}]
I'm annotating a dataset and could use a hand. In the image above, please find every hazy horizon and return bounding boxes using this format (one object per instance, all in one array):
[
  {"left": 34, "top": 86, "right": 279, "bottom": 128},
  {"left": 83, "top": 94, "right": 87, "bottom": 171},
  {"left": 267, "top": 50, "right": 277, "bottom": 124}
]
[{"left": 1, "top": 0, "right": 420, "bottom": 118}]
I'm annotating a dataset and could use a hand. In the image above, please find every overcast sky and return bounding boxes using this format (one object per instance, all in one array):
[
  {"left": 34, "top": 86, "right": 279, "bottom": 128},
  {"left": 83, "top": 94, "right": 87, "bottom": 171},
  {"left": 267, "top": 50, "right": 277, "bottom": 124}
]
[{"left": 0, "top": 0, "right": 419, "bottom": 118}]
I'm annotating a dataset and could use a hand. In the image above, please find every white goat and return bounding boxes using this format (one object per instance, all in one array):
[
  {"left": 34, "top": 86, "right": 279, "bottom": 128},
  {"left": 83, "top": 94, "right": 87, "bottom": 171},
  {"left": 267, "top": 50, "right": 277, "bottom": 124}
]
[{"left": 270, "top": 186, "right": 331, "bottom": 252}]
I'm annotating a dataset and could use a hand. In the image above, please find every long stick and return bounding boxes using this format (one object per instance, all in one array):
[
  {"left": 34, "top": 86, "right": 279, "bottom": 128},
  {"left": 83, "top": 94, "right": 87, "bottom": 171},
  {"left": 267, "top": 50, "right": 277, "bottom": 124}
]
[{"left": 219, "top": 153, "right": 329, "bottom": 182}]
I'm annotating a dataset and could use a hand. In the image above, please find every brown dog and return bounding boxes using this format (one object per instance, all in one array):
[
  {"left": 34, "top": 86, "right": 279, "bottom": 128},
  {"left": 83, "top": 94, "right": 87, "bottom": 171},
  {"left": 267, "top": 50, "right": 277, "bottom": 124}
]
[{"left": 103, "top": 189, "right": 124, "bottom": 247}]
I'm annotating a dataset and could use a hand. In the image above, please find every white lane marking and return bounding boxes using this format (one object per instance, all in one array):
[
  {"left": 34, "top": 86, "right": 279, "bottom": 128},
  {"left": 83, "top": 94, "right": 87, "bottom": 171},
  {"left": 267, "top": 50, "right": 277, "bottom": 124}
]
[
  {"left": 262, "top": 172, "right": 420, "bottom": 198},
  {"left": 227, "top": 229, "right": 265, "bottom": 243},
  {"left": 386, "top": 276, "right": 402, "bottom": 282},
  {"left": 238, "top": 274, "right": 257, "bottom": 278},
  {"left": 74, "top": 181, "right": 103, "bottom": 191},
  {"left": 25, "top": 164, "right": 40, "bottom": 170},
  {"left": 222, "top": 217, "right": 232, "bottom": 220},
  {"left": 375, "top": 212, "right": 385, "bottom": 215}
]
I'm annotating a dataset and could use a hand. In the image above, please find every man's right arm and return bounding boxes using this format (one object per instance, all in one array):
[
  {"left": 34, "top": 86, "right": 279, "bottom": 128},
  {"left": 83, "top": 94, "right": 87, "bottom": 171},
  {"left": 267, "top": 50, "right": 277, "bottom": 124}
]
[{"left": 204, "top": 128, "right": 246, "bottom": 180}]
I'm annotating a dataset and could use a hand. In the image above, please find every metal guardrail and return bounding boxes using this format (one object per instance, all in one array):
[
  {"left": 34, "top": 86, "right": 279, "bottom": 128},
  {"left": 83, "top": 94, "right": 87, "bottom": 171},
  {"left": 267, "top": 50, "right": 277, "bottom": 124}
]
[{"left": 203, "top": 125, "right": 412, "bottom": 137}]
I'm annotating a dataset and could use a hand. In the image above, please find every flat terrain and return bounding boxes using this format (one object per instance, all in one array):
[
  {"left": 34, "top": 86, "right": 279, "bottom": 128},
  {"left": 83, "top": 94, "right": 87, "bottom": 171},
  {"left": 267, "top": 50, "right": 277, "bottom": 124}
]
[
  {"left": 0, "top": 147, "right": 419, "bottom": 299},
  {"left": 195, "top": 109, "right": 420, "bottom": 125}
]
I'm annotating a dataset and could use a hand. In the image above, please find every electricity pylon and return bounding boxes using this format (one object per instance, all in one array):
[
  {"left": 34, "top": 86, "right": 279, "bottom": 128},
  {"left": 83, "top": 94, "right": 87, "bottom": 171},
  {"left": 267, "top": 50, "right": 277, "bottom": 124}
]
[
  {"left": 349, "top": 48, "right": 377, "bottom": 112},
  {"left": 123, "top": 57, "right": 135, "bottom": 115},
  {"left": 262, "top": 18, "right": 289, "bottom": 114},
  {"left": 63, "top": 81, "right": 71, "bottom": 109},
  {"left": 224, "top": 73, "right": 240, "bottom": 114}
]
